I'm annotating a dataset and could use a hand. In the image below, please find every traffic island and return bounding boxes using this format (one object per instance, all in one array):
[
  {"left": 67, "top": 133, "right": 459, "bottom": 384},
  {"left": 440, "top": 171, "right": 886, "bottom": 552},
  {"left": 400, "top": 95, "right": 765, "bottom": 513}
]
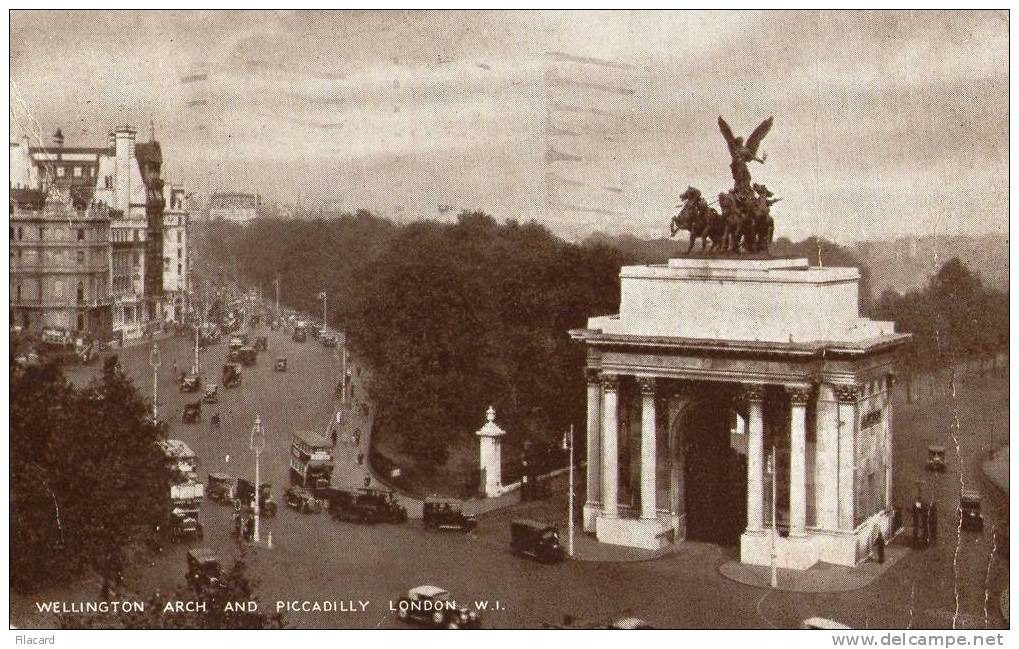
[{"left": 718, "top": 545, "right": 909, "bottom": 593}]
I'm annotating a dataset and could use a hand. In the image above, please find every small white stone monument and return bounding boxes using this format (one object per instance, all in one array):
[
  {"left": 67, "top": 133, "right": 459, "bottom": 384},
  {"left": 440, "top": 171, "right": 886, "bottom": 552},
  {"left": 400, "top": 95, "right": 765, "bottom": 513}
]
[{"left": 476, "top": 405, "right": 506, "bottom": 498}]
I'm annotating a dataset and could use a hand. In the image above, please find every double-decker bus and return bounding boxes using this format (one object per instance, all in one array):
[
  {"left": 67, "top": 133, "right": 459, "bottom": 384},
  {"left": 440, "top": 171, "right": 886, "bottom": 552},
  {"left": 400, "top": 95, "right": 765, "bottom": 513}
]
[{"left": 290, "top": 431, "right": 334, "bottom": 493}]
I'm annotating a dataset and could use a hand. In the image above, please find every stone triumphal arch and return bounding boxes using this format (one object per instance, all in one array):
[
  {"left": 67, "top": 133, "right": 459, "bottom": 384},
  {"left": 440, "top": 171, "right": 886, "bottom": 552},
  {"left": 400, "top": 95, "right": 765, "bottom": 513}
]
[{"left": 571, "top": 257, "right": 910, "bottom": 569}]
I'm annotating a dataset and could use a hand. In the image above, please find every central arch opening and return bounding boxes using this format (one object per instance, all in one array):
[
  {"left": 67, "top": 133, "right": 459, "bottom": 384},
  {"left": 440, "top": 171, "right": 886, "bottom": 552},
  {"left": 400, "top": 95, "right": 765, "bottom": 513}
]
[{"left": 679, "top": 392, "right": 747, "bottom": 546}]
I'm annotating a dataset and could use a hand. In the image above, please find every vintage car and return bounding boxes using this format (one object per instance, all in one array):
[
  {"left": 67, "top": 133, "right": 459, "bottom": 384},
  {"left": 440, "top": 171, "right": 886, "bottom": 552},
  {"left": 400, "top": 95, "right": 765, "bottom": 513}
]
[
  {"left": 394, "top": 585, "right": 481, "bottom": 629},
  {"left": 358, "top": 488, "right": 408, "bottom": 524},
  {"left": 228, "top": 337, "right": 244, "bottom": 353},
  {"left": 801, "top": 617, "right": 853, "bottom": 630},
  {"left": 235, "top": 479, "right": 277, "bottom": 516},
  {"left": 510, "top": 519, "right": 565, "bottom": 563},
  {"left": 274, "top": 357, "right": 288, "bottom": 372},
  {"left": 926, "top": 445, "right": 947, "bottom": 472},
  {"left": 960, "top": 490, "right": 984, "bottom": 532},
  {"left": 222, "top": 362, "right": 242, "bottom": 388},
  {"left": 325, "top": 488, "right": 382, "bottom": 524},
  {"left": 321, "top": 334, "right": 338, "bottom": 348},
  {"left": 180, "top": 373, "right": 202, "bottom": 393},
  {"left": 182, "top": 400, "right": 202, "bottom": 424},
  {"left": 544, "top": 614, "right": 655, "bottom": 629},
  {"left": 238, "top": 346, "right": 258, "bottom": 367},
  {"left": 236, "top": 332, "right": 250, "bottom": 346},
  {"left": 254, "top": 336, "right": 268, "bottom": 352},
  {"left": 284, "top": 485, "right": 322, "bottom": 514},
  {"left": 168, "top": 507, "right": 204, "bottom": 542},
  {"left": 207, "top": 472, "right": 237, "bottom": 504},
  {"left": 185, "top": 548, "right": 222, "bottom": 592},
  {"left": 422, "top": 497, "right": 477, "bottom": 532},
  {"left": 202, "top": 384, "right": 219, "bottom": 404},
  {"left": 292, "top": 325, "right": 307, "bottom": 343}
]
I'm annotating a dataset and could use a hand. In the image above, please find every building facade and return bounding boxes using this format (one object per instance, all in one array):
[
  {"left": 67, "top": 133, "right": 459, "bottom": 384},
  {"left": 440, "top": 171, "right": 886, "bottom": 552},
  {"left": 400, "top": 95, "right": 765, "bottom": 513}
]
[
  {"left": 162, "top": 183, "right": 190, "bottom": 322},
  {"left": 207, "top": 192, "right": 260, "bottom": 225},
  {"left": 571, "top": 257, "right": 910, "bottom": 569},
  {"left": 10, "top": 187, "right": 112, "bottom": 338},
  {"left": 10, "top": 125, "right": 189, "bottom": 342}
]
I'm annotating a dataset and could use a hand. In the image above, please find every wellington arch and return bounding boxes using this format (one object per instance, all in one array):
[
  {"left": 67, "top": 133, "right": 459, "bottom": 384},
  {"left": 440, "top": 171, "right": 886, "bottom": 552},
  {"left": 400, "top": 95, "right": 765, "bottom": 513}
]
[{"left": 570, "top": 257, "right": 911, "bottom": 569}]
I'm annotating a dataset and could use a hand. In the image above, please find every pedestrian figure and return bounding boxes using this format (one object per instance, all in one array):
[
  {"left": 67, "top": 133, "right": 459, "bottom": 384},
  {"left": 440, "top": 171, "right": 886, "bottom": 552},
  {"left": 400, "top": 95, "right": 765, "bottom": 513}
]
[
  {"left": 357, "top": 452, "right": 364, "bottom": 466},
  {"left": 874, "top": 532, "right": 885, "bottom": 564},
  {"left": 244, "top": 517, "right": 254, "bottom": 541},
  {"left": 363, "top": 475, "right": 371, "bottom": 488},
  {"left": 928, "top": 502, "right": 938, "bottom": 545},
  {"left": 911, "top": 500, "right": 925, "bottom": 549}
]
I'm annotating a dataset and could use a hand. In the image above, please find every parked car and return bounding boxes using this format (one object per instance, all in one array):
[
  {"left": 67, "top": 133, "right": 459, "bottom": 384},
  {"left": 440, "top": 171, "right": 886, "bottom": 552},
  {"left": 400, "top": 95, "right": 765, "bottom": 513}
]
[
  {"left": 357, "top": 488, "right": 408, "bottom": 523},
  {"left": 544, "top": 614, "right": 655, "bottom": 629},
  {"left": 185, "top": 548, "right": 222, "bottom": 592},
  {"left": 321, "top": 334, "right": 338, "bottom": 348},
  {"left": 422, "top": 497, "right": 477, "bottom": 532},
  {"left": 292, "top": 326, "right": 307, "bottom": 343},
  {"left": 182, "top": 400, "right": 202, "bottom": 424},
  {"left": 222, "top": 362, "right": 242, "bottom": 388},
  {"left": 510, "top": 519, "right": 565, "bottom": 563},
  {"left": 394, "top": 585, "right": 481, "bottom": 629},
  {"left": 180, "top": 373, "right": 201, "bottom": 393},
  {"left": 959, "top": 490, "right": 984, "bottom": 532},
  {"left": 284, "top": 485, "right": 322, "bottom": 514},
  {"left": 274, "top": 357, "right": 288, "bottom": 372},
  {"left": 926, "top": 445, "right": 947, "bottom": 472},
  {"left": 238, "top": 346, "right": 258, "bottom": 366},
  {"left": 168, "top": 507, "right": 204, "bottom": 542},
  {"left": 235, "top": 479, "right": 277, "bottom": 516},
  {"left": 202, "top": 384, "right": 219, "bottom": 403},
  {"left": 254, "top": 336, "right": 268, "bottom": 352},
  {"left": 325, "top": 488, "right": 382, "bottom": 524},
  {"left": 207, "top": 472, "right": 237, "bottom": 505},
  {"left": 801, "top": 617, "right": 853, "bottom": 630}
]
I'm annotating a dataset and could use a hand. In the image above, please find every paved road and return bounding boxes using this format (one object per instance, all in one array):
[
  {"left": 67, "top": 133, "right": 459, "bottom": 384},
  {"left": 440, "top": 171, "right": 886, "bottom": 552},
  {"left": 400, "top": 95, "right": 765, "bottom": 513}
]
[{"left": 12, "top": 341, "right": 1008, "bottom": 629}]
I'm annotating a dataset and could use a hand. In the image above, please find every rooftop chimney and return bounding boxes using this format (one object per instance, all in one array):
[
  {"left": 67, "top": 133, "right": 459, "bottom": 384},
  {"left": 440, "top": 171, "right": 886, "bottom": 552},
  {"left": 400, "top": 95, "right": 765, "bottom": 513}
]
[{"left": 52, "top": 128, "right": 64, "bottom": 147}]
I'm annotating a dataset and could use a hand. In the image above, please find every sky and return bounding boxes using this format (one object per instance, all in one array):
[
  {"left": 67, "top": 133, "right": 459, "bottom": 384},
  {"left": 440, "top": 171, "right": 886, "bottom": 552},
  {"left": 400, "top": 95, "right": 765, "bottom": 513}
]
[{"left": 9, "top": 10, "right": 1009, "bottom": 242}]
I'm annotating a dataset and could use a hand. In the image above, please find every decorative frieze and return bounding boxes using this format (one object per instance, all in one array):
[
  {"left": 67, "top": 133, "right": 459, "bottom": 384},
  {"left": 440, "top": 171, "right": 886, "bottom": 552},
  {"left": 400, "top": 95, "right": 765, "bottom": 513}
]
[
  {"left": 786, "top": 385, "right": 812, "bottom": 406},
  {"left": 584, "top": 367, "right": 601, "bottom": 385},
  {"left": 833, "top": 383, "right": 860, "bottom": 404},
  {"left": 600, "top": 374, "right": 620, "bottom": 391},
  {"left": 740, "top": 383, "right": 765, "bottom": 403},
  {"left": 638, "top": 376, "right": 657, "bottom": 396}
]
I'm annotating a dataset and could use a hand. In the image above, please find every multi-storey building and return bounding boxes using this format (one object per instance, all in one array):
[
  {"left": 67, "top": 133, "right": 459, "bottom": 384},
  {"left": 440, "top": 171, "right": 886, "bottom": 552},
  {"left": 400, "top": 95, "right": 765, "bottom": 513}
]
[
  {"left": 10, "top": 186, "right": 112, "bottom": 338},
  {"left": 207, "top": 191, "right": 260, "bottom": 225},
  {"left": 162, "top": 183, "right": 190, "bottom": 322}
]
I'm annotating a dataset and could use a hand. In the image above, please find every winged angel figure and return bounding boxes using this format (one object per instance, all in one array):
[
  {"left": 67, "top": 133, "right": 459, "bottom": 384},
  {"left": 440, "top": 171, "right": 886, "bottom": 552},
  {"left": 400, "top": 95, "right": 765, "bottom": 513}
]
[{"left": 718, "top": 116, "right": 773, "bottom": 193}]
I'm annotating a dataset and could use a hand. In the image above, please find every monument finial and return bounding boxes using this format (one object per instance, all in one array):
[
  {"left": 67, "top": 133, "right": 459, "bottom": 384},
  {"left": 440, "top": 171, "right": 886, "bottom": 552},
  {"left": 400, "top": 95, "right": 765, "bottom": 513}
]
[{"left": 486, "top": 405, "right": 496, "bottom": 423}]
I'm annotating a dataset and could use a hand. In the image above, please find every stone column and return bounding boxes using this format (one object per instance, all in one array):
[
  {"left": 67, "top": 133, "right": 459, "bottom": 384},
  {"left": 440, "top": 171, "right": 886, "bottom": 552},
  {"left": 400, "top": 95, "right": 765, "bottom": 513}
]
[
  {"left": 585, "top": 369, "right": 602, "bottom": 507},
  {"left": 835, "top": 384, "right": 860, "bottom": 530},
  {"left": 743, "top": 384, "right": 765, "bottom": 533},
  {"left": 600, "top": 374, "right": 620, "bottom": 518},
  {"left": 884, "top": 373, "right": 895, "bottom": 512},
  {"left": 639, "top": 377, "right": 657, "bottom": 520},
  {"left": 476, "top": 406, "right": 506, "bottom": 498},
  {"left": 787, "top": 385, "right": 811, "bottom": 536},
  {"left": 814, "top": 384, "right": 840, "bottom": 530}
]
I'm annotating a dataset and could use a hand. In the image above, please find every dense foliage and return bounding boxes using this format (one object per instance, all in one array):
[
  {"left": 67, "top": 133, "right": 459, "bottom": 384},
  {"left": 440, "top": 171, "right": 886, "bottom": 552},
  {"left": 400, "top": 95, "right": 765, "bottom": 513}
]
[
  {"left": 10, "top": 356, "right": 171, "bottom": 592},
  {"left": 59, "top": 556, "right": 286, "bottom": 629},
  {"left": 198, "top": 214, "right": 1006, "bottom": 474}
]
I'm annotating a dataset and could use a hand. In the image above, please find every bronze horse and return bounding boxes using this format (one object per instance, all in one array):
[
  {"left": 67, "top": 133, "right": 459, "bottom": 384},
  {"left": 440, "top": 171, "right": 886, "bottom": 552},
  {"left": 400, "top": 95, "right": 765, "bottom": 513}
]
[{"left": 671, "top": 187, "right": 729, "bottom": 254}]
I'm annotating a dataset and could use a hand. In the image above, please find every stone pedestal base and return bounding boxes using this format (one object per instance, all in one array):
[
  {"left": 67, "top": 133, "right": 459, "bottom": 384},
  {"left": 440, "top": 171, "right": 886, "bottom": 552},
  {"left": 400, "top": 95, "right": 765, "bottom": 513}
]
[
  {"left": 739, "top": 531, "right": 820, "bottom": 570},
  {"left": 596, "top": 515, "right": 672, "bottom": 550},
  {"left": 583, "top": 503, "right": 601, "bottom": 533}
]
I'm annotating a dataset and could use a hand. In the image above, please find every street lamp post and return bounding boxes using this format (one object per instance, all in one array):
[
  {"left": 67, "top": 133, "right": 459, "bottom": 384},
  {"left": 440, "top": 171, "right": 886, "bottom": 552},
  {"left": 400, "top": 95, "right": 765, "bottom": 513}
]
[
  {"left": 275, "top": 274, "right": 280, "bottom": 324},
  {"left": 320, "top": 289, "right": 328, "bottom": 333},
  {"left": 562, "top": 425, "right": 575, "bottom": 557},
  {"left": 767, "top": 446, "right": 778, "bottom": 588},
  {"left": 149, "top": 343, "right": 161, "bottom": 424},
  {"left": 250, "top": 415, "right": 266, "bottom": 543}
]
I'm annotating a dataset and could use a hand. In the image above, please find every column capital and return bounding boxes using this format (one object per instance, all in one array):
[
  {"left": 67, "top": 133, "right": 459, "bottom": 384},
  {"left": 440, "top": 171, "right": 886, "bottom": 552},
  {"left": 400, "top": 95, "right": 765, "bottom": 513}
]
[
  {"left": 584, "top": 368, "right": 602, "bottom": 385},
  {"left": 600, "top": 373, "right": 620, "bottom": 391},
  {"left": 833, "top": 383, "right": 860, "bottom": 404},
  {"left": 740, "top": 383, "right": 766, "bottom": 403},
  {"left": 638, "top": 376, "right": 657, "bottom": 396},
  {"left": 786, "top": 385, "right": 812, "bottom": 406}
]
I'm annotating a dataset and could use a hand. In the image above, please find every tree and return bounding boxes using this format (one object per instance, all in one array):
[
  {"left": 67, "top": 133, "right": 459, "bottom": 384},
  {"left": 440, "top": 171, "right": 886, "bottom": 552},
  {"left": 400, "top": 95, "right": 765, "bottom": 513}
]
[
  {"left": 10, "top": 358, "right": 170, "bottom": 592},
  {"left": 59, "top": 554, "right": 286, "bottom": 629}
]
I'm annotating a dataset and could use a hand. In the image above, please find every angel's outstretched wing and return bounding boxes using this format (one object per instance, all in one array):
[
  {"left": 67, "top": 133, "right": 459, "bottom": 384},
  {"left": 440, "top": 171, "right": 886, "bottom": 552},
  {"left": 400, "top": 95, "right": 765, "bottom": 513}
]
[
  {"left": 717, "top": 116, "right": 737, "bottom": 152},
  {"left": 745, "top": 116, "right": 774, "bottom": 157}
]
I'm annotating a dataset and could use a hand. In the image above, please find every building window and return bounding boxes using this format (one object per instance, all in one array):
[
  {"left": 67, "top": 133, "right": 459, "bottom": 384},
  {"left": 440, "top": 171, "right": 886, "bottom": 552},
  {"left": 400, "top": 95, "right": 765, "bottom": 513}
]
[
  {"left": 77, "top": 250, "right": 85, "bottom": 265},
  {"left": 38, "top": 227, "right": 45, "bottom": 240},
  {"left": 133, "top": 252, "right": 141, "bottom": 266},
  {"left": 73, "top": 167, "right": 82, "bottom": 177},
  {"left": 16, "top": 284, "right": 22, "bottom": 302},
  {"left": 177, "top": 231, "right": 182, "bottom": 244},
  {"left": 77, "top": 228, "right": 85, "bottom": 241},
  {"left": 105, "top": 175, "right": 112, "bottom": 189},
  {"left": 17, "top": 227, "right": 23, "bottom": 240},
  {"left": 163, "top": 258, "right": 170, "bottom": 271},
  {"left": 178, "top": 263, "right": 183, "bottom": 275},
  {"left": 77, "top": 313, "right": 85, "bottom": 330},
  {"left": 177, "top": 248, "right": 182, "bottom": 259},
  {"left": 57, "top": 167, "right": 65, "bottom": 177},
  {"left": 77, "top": 282, "right": 85, "bottom": 303}
]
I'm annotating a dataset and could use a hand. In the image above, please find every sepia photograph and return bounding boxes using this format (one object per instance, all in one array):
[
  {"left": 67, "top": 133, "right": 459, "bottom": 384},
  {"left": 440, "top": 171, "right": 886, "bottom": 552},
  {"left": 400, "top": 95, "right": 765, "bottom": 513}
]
[{"left": 7, "top": 7, "right": 1010, "bottom": 639}]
